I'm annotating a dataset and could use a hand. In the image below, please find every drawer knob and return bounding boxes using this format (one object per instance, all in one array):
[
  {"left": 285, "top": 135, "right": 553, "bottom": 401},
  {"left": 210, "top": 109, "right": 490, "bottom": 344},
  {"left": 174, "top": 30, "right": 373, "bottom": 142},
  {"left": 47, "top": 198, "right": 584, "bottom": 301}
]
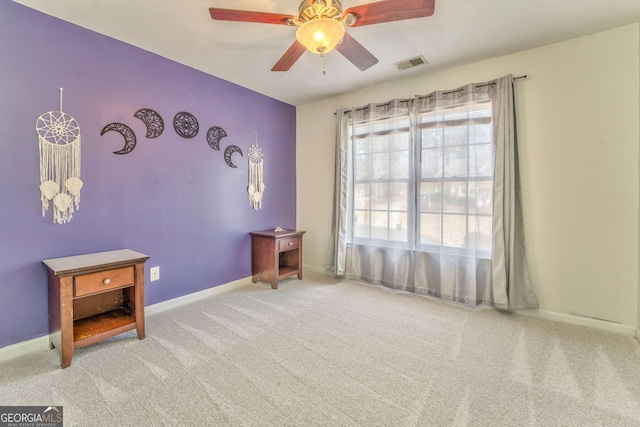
[
  {"left": 288, "top": 242, "right": 293, "bottom": 246},
  {"left": 103, "top": 278, "right": 111, "bottom": 285}
]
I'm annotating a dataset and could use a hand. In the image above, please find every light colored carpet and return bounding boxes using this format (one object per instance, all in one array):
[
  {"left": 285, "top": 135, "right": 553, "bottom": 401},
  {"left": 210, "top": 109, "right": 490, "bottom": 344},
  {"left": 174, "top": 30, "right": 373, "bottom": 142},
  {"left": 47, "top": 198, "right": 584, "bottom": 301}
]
[{"left": 1, "top": 272, "right": 640, "bottom": 426}]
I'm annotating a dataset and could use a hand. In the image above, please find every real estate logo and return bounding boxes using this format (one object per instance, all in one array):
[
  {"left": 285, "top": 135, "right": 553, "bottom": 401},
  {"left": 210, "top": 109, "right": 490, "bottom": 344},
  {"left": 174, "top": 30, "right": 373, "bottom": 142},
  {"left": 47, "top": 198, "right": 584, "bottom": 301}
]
[{"left": 0, "top": 406, "right": 63, "bottom": 427}]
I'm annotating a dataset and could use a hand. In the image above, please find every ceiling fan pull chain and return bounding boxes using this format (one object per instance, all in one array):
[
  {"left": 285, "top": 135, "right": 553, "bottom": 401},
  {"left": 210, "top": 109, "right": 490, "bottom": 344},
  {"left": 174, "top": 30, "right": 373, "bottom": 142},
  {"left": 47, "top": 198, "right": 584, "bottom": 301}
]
[{"left": 322, "top": 52, "right": 326, "bottom": 75}]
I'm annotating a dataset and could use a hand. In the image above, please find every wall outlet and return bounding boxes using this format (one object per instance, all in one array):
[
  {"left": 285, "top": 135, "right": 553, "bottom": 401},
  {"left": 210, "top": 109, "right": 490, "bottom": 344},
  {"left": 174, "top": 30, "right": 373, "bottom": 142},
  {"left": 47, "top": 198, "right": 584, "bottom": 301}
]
[{"left": 150, "top": 266, "right": 160, "bottom": 282}]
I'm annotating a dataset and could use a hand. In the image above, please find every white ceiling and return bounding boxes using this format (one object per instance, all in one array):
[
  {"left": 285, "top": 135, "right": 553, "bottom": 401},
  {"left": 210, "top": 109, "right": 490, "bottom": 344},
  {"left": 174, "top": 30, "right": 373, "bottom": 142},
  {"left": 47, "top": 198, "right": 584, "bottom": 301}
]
[{"left": 12, "top": 0, "right": 640, "bottom": 106}]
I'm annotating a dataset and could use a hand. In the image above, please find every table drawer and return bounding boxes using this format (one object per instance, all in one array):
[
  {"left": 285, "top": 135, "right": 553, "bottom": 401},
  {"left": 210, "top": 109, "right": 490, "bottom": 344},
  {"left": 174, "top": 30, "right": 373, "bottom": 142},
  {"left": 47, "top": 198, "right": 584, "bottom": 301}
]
[
  {"left": 278, "top": 237, "right": 299, "bottom": 252},
  {"left": 74, "top": 266, "right": 134, "bottom": 297}
]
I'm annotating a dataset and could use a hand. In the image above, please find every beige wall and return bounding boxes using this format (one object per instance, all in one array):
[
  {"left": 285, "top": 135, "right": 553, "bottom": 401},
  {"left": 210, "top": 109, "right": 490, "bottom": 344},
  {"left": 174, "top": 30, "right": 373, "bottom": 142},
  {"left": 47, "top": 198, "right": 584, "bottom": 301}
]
[{"left": 297, "top": 23, "right": 640, "bottom": 329}]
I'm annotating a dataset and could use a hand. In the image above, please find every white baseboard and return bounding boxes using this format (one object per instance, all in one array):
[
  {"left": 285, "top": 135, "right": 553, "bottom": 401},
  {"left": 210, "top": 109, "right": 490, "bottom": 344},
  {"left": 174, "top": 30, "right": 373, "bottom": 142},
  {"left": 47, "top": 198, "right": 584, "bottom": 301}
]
[
  {"left": 514, "top": 308, "right": 636, "bottom": 336},
  {"left": 146, "top": 276, "right": 252, "bottom": 316},
  {"left": 0, "top": 335, "right": 50, "bottom": 364},
  {"left": 3, "top": 273, "right": 637, "bottom": 363},
  {"left": 0, "top": 277, "right": 254, "bottom": 364},
  {"left": 303, "top": 264, "right": 331, "bottom": 275},
  {"left": 305, "top": 264, "right": 638, "bottom": 337}
]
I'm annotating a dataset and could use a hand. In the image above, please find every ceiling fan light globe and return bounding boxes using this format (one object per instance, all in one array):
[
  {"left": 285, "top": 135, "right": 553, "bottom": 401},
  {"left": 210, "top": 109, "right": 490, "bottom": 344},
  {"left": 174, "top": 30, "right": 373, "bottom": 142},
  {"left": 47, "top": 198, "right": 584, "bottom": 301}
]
[{"left": 296, "top": 18, "right": 345, "bottom": 55}]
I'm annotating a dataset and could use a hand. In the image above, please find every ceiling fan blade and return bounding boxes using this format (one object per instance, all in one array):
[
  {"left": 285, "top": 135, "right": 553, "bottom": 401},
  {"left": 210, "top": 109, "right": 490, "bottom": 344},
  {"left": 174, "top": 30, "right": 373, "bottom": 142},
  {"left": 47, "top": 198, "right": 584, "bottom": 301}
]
[
  {"left": 335, "top": 33, "right": 379, "bottom": 71},
  {"left": 209, "top": 8, "right": 294, "bottom": 25},
  {"left": 344, "top": 0, "right": 435, "bottom": 27},
  {"left": 272, "top": 41, "right": 307, "bottom": 72}
]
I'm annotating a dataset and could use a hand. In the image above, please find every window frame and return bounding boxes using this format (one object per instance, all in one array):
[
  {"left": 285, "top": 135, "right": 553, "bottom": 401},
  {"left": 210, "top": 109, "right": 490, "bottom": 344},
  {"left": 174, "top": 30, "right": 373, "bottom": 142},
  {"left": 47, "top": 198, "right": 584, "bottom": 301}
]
[
  {"left": 347, "top": 99, "right": 495, "bottom": 258},
  {"left": 349, "top": 115, "right": 414, "bottom": 249}
]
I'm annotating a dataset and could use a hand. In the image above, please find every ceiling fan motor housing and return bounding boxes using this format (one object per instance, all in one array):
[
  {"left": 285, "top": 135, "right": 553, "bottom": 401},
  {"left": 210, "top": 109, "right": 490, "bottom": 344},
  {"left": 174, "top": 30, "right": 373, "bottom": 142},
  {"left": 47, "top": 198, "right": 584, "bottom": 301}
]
[{"left": 298, "top": 0, "right": 344, "bottom": 22}]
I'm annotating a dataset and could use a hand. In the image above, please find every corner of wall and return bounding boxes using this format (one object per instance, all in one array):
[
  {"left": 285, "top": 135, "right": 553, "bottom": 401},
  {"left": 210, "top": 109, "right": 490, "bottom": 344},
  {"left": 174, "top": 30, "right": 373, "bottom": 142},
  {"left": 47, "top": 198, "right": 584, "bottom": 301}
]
[{"left": 637, "top": 20, "right": 640, "bottom": 345}]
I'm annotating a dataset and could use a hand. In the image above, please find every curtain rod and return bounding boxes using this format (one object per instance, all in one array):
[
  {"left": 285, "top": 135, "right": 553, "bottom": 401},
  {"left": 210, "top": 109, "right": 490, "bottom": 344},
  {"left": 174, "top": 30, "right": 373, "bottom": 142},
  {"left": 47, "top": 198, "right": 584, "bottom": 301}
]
[{"left": 336, "top": 74, "right": 529, "bottom": 115}]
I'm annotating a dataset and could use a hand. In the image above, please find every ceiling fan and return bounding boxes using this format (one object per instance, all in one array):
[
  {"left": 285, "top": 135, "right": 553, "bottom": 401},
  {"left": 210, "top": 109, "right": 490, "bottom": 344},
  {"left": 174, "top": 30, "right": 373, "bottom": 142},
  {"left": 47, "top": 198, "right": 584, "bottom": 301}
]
[{"left": 209, "top": 0, "right": 436, "bottom": 72}]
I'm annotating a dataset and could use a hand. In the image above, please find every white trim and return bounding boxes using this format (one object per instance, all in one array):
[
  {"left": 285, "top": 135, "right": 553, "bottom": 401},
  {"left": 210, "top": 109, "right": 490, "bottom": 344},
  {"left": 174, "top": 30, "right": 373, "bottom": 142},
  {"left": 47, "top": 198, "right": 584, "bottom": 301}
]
[
  {"left": 513, "top": 308, "right": 636, "bottom": 336},
  {"left": 3, "top": 274, "right": 636, "bottom": 362},
  {"left": 0, "top": 277, "right": 254, "bottom": 363},
  {"left": 309, "top": 264, "right": 638, "bottom": 337},
  {"left": 303, "top": 264, "right": 331, "bottom": 275},
  {"left": 0, "top": 335, "right": 50, "bottom": 363},
  {"left": 307, "top": 263, "right": 639, "bottom": 337},
  {"left": 146, "top": 276, "right": 253, "bottom": 316}
]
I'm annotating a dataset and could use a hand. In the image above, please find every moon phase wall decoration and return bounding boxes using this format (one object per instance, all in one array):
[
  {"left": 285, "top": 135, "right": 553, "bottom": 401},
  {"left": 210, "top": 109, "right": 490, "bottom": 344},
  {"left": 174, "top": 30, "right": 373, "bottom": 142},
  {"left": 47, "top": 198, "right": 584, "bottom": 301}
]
[
  {"left": 224, "top": 145, "right": 243, "bottom": 168},
  {"left": 101, "top": 123, "right": 137, "bottom": 155},
  {"left": 173, "top": 112, "right": 199, "bottom": 139},
  {"left": 206, "top": 126, "right": 227, "bottom": 151},
  {"left": 101, "top": 110, "right": 244, "bottom": 169},
  {"left": 134, "top": 108, "right": 164, "bottom": 138}
]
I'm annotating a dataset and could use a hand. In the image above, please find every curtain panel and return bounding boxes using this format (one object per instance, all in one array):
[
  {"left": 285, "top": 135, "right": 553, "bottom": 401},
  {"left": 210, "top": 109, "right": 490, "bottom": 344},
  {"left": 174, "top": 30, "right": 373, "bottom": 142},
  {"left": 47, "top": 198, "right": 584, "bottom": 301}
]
[
  {"left": 325, "top": 108, "right": 351, "bottom": 275},
  {"left": 328, "top": 75, "right": 538, "bottom": 310}
]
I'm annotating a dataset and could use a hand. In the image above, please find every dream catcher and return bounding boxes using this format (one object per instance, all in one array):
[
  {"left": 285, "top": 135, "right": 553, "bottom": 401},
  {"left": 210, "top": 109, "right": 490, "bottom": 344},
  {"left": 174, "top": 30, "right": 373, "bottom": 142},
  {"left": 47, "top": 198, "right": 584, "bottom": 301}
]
[
  {"left": 36, "top": 88, "right": 82, "bottom": 224},
  {"left": 247, "top": 132, "right": 265, "bottom": 210}
]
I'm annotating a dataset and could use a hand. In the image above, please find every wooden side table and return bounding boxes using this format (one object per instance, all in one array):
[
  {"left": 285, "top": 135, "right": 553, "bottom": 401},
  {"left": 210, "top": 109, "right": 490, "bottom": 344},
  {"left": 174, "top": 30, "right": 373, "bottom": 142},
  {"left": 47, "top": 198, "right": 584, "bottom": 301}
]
[
  {"left": 250, "top": 230, "right": 305, "bottom": 289},
  {"left": 42, "top": 249, "right": 149, "bottom": 368}
]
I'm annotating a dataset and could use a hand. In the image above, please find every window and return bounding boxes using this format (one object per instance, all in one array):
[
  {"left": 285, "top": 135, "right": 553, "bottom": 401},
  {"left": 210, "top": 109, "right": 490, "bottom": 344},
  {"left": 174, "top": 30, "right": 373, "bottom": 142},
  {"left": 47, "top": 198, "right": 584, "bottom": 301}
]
[
  {"left": 351, "top": 112, "right": 412, "bottom": 248},
  {"left": 332, "top": 77, "right": 538, "bottom": 309},
  {"left": 417, "top": 102, "right": 494, "bottom": 255},
  {"left": 349, "top": 100, "right": 494, "bottom": 256}
]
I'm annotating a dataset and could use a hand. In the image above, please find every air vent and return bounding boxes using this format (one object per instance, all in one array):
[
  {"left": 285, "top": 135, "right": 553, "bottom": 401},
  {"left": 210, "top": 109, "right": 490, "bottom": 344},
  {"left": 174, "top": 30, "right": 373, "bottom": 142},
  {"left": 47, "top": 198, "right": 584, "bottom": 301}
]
[{"left": 394, "top": 55, "right": 428, "bottom": 70}]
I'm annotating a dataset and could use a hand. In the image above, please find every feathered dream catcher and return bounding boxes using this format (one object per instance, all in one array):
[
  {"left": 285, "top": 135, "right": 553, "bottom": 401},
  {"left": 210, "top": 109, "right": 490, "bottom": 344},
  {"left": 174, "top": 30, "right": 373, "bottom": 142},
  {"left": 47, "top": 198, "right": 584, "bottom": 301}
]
[
  {"left": 36, "top": 88, "right": 82, "bottom": 224},
  {"left": 247, "top": 132, "right": 265, "bottom": 210}
]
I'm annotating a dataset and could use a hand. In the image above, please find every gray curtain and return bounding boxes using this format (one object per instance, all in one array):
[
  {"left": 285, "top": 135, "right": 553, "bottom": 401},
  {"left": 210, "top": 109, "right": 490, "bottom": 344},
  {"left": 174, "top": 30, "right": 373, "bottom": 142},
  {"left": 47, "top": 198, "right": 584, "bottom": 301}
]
[
  {"left": 327, "top": 75, "right": 538, "bottom": 310},
  {"left": 490, "top": 76, "right": 538, "bottom": 309},
  {"left": 325, "top": 108, "right": 350, "bottom": 275},
  {"left": 410, "top": 80, "right": 497, "bottom": 305}
]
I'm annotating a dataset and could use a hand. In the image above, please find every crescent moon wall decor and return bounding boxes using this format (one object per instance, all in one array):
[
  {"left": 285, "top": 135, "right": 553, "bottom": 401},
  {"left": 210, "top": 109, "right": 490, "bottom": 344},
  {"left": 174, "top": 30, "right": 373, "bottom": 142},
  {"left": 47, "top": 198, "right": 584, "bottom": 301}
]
[
  {"left": 206, "top": 126, "right": 227, "bottom": 151},
  {"left": 173, "top": 111, "right": 199, "bottom": 139},
  {"left": 134, "top": 108, "right": 164, "bottom": 138},
  {"left": 101, "top": 123, "right": 137, "bottom": 154},
  {"left": 100, "top": 109, "right": 246, "bottom": 170},
  {"left": 224, "top": 145, "right": 243, "bottom": 168},
  {"left": 36, "top": 88, "right": 83, "bottom": 224}
]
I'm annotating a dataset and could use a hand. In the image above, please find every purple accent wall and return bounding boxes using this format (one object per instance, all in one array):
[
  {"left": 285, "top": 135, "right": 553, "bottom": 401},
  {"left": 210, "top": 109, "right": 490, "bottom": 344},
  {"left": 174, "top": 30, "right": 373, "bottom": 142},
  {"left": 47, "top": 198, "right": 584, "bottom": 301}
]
[{"left": 0, "top": 2, "right": 296, "bottom": 348}]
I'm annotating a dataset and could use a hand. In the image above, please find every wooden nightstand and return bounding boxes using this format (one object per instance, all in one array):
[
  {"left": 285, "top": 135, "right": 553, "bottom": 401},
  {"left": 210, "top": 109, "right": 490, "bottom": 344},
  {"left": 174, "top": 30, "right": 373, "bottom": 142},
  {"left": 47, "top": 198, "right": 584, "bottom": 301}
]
[
  {"left": 42, "top": 249, "right": 149, "bottom": 368},
  {"left": 250, "top": 230, "right": 305, "bottom": 289}
]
